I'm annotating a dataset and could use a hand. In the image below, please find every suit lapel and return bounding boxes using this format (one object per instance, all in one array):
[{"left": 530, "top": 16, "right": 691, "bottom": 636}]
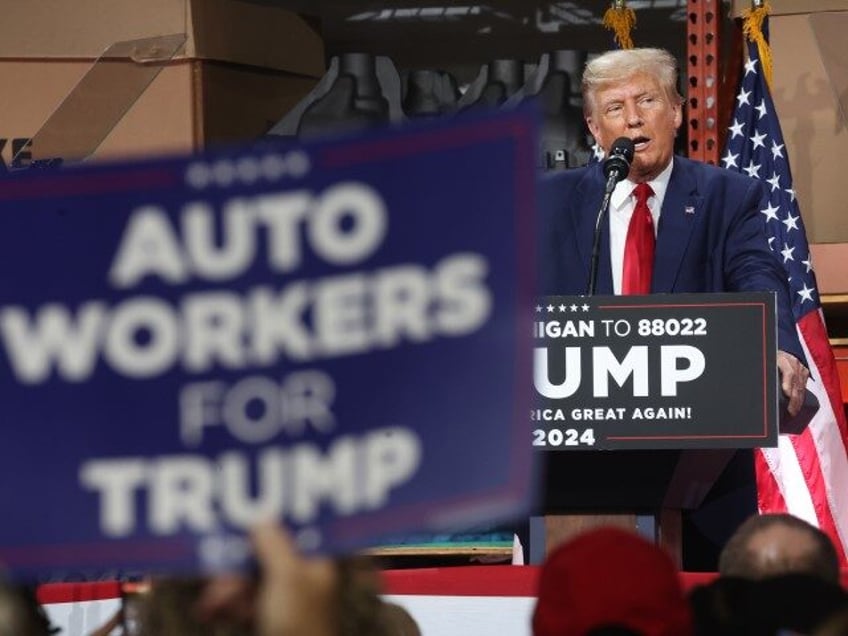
[
  {"left": 653, "top": 158, "right": 701, "bottom": 292},
  {"left": 571, "top": 166, "right": 613, "bottom": 294}
]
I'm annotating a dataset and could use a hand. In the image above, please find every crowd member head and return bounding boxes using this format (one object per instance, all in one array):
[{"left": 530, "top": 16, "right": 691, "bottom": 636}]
[
  {"left": 690, "top": 574, "right": 848, "bottom": 636},
  {"left": 196, "top": 523, "right": 409, "bottom": 636},
  {"left": 688, "top": 576, "right": 755, "bottom": 636},
  {"left": 813, "top": 605, "right": 848, "bottom": 636},
  {"left": 0, "top": 584, "right": 56, "bottom": 636},
  {"left": 532, "top": 527, "right": 692, "bottom": 636},
  {"left": 718, "top": 513, "right": 840, "bottom": 584},
  {"left": 582, "top": 48, "right": 683, "bottom": 184},
  {"left": 376, "top": 601, "right": 422, "bottom": 636},
  {"left": 137, "top": 577, "right": 255, "bottom": 636}
]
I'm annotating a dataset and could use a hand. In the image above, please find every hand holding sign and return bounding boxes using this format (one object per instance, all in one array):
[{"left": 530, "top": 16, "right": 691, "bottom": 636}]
[{"left": 196, "top": 523, "right": 339, "bottom": 636}]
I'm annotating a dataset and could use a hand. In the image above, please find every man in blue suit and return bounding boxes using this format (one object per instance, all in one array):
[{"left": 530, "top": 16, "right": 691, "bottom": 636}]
[{"left": 540, "top": 48, "right": 809, "bottom": 415}]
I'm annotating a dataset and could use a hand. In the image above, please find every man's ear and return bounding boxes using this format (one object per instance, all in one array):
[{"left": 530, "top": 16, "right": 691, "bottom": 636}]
[
  {"left": 672, "top": 100, "right": 683, "bottom": 130},
  {"left": 586, "top": 117, "right": 601, "bottom": 143}
]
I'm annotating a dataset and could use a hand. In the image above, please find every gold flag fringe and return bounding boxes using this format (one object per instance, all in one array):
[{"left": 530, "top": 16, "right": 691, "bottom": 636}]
[
  {"left": 741, "top": 1, "right": 774, "bottom": 91},
  {"left": 602, "top": 0, "right": 637, "bottom": 50}
]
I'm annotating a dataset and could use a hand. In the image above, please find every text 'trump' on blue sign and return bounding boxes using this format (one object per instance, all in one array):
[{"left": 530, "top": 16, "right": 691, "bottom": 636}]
[{"left": 0, "top": 108, "right": 538, "bottom": 579}]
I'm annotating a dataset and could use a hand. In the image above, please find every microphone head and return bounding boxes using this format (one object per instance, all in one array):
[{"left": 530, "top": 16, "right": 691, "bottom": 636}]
[{"left": 602, "top": 137, "right": 635, "bottom": 182}]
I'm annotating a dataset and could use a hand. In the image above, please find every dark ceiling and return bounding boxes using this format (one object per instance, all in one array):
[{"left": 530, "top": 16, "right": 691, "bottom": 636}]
[{"left": 242, "top": 1, "right": 697, "bottom": 69}]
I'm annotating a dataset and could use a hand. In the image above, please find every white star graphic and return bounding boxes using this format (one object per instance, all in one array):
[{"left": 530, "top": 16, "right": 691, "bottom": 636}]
[
  {"left": 737, "top": 88, "right": 751, "bottom": 107},
  {"left": 771, "top": 140, "right": 785, "bottom": 160},
  {"left": 780, "top": 243, "right": 796, "bottom": 263},
  {"left": 750, "top": 130, "right": 767, "bottom": 150},
  {"left": 535, "top": 305, "right": 542, "bottom": 312},
  {"left": 728, "top": 118, "right": 745, "bottom": 139},
  {"left": 581, "top": 304, "right": 590, "bottom": 312},
  {"left": 802, "top": 254, "right": 813, "bottom": 273},
  {"left": 558, "top": 304, "right": 567, "bottom": 312},
  {"left": 722, "top": 149, "right": 739, "bottom": 169},
  {"left": 755, "top": 99, "right": 768, "bottom": 119},
  {"left": 546, "top": 304, "right": 554, "bottom": 312},
  {"left": 760, "top": 201, "right": 780, "bottom": 222},
  {"left": 782, "top": 212, "right": 800, "bottom": 232},
  {"left": 766, "top": 172, "right": 781, "bottom": 192},
  {"left": 570, "top": 304, "right": 578, "bottom": 312},
  {"left": 785, "top": 187, "right": 796, "bottom": 202},
  {"left": 797, "top": 283, "right": 815, "bottom": 303},
  {"left": 743, "top": 160, "right": 761, "bottom": 178},
  {"left": 744, "top": 58, "right": 758, "bottom": 75}
]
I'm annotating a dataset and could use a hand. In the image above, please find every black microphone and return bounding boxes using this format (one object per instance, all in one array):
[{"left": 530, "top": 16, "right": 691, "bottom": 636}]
[
  {"left": 587, "top": 137, "right": 636, "bottom": 295},
  {"left": 602, "top": 137, "right": 635, "bottom": 192}
]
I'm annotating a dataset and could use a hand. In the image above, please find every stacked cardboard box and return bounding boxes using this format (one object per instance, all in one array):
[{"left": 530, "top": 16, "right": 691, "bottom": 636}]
[{"left": 0, "top": 0, "right": 324, "bottom": 167}]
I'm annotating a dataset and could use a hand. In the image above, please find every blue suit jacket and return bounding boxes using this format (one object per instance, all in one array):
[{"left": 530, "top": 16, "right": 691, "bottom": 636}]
[{"left": 539, "top": 155, "right": 804, "bottom": 362}]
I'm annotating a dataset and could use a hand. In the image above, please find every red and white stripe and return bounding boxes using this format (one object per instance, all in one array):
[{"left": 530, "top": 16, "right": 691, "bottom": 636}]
[{"left": 757, "top": 309, "right": 848, "bottom": 564}]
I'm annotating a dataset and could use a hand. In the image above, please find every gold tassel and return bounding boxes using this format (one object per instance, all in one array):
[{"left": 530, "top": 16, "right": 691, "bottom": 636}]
[
  {"left": 602, "top": 0, "right": 637, "bottom": 50},
  {"left": 741, "top": 1, "right": 774, "bottom": 91}
]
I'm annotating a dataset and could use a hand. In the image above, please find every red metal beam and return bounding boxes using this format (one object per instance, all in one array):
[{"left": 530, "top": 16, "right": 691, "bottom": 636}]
[{"left": 686, "top": 0, "right": 720, "bottom": 165}]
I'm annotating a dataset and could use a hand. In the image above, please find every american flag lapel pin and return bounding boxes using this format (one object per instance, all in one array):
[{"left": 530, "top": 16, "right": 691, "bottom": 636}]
[{"left": 684, "top": 205, "right": 695, "bottom": 215}]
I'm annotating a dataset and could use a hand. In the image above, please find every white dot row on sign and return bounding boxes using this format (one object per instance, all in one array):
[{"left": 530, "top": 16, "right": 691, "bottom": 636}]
[{"left": 185, "top": 151, "right": 311, "bottom": 189}]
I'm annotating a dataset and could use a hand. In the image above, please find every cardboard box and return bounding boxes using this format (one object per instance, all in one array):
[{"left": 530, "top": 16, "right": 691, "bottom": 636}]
[
  {"left": 730, "top": 1, "right": 848, "bottom": 293},
  {"left": 811, "top": 244, "right": 848, "bottom": 295},
  {"left": 0, "top": 0, "right": 324, "bottom": 166}
]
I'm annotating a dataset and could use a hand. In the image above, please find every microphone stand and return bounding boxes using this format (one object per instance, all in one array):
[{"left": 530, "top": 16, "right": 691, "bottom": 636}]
[{"left": 586, "top": 170, "right": 621, "bottom": 296}]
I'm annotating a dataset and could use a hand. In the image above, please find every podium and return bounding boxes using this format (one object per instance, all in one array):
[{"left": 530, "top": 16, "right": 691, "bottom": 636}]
[
  {"left": 530, "top": 293, "right": 780, "bottom": 566},
  {"left": 533, "top": 448, "right": 737, "bottom": 566}
]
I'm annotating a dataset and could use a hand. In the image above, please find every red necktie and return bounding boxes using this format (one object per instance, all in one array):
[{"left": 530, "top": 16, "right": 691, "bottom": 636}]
[{"left": 622, "top": 182, "right": 655, "bottom": 295}]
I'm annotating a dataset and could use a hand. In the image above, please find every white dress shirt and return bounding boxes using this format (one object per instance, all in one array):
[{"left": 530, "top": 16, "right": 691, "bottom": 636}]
[{"left": 608, "top": 158, "right": 674, "bottom": 294}]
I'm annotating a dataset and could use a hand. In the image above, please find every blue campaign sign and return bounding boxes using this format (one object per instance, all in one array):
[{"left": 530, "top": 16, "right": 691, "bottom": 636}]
[{"left": 0, "top": 109, "right": 538, "bottom": 579}]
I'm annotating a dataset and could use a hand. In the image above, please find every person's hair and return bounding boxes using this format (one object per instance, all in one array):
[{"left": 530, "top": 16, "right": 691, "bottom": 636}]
[
  {"left": 335, "top": 556, "right": 392, "bottom": 636},
  {"left": 0, "top": 584, "right": 57, "bottom": 636},
  {"left": 688, "top": 576, "right": 755, "bottom": 636},
  {"left": 718, "top": 513, "right": 840, "bottom": 584},
  {"left": 581, "top": 48, "right": 683, "bottom": 117},
  {"left": 813, "top": 606, "right": 848, "bottom": 636},
  {"left": 690, "top": 574, "right": 848, "bottom": 636},
  {"left": 376, "top": 601, "right": 422, "bottom": 636},
  {"left": 137, "top": 578, "right": 250, "bottom": 636}
]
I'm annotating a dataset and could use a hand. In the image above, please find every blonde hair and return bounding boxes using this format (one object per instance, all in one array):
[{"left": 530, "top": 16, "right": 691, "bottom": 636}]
[{"left": 582, "top": 48, "right": 683, "bottom": 117}]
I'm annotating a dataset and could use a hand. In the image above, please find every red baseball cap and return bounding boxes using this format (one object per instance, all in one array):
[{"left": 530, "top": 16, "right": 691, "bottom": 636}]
[{"left": 532, "top": 527, "right": 692, "bottom": 636}]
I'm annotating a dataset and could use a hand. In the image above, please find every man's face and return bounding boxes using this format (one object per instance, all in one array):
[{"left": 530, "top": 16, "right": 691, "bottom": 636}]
[{"left": 586, "top": 72, "right": 682, "bottom": 183}]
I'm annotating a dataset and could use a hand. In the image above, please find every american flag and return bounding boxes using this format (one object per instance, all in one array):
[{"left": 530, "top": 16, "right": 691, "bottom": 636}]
[{"left": 722, "top": 24, "right": 848, "bottom": 563}]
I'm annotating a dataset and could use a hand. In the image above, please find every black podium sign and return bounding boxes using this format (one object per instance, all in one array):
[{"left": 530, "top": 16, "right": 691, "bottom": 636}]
[{"left": 532, "top": 293, "right": 778, "bottom": 450}]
